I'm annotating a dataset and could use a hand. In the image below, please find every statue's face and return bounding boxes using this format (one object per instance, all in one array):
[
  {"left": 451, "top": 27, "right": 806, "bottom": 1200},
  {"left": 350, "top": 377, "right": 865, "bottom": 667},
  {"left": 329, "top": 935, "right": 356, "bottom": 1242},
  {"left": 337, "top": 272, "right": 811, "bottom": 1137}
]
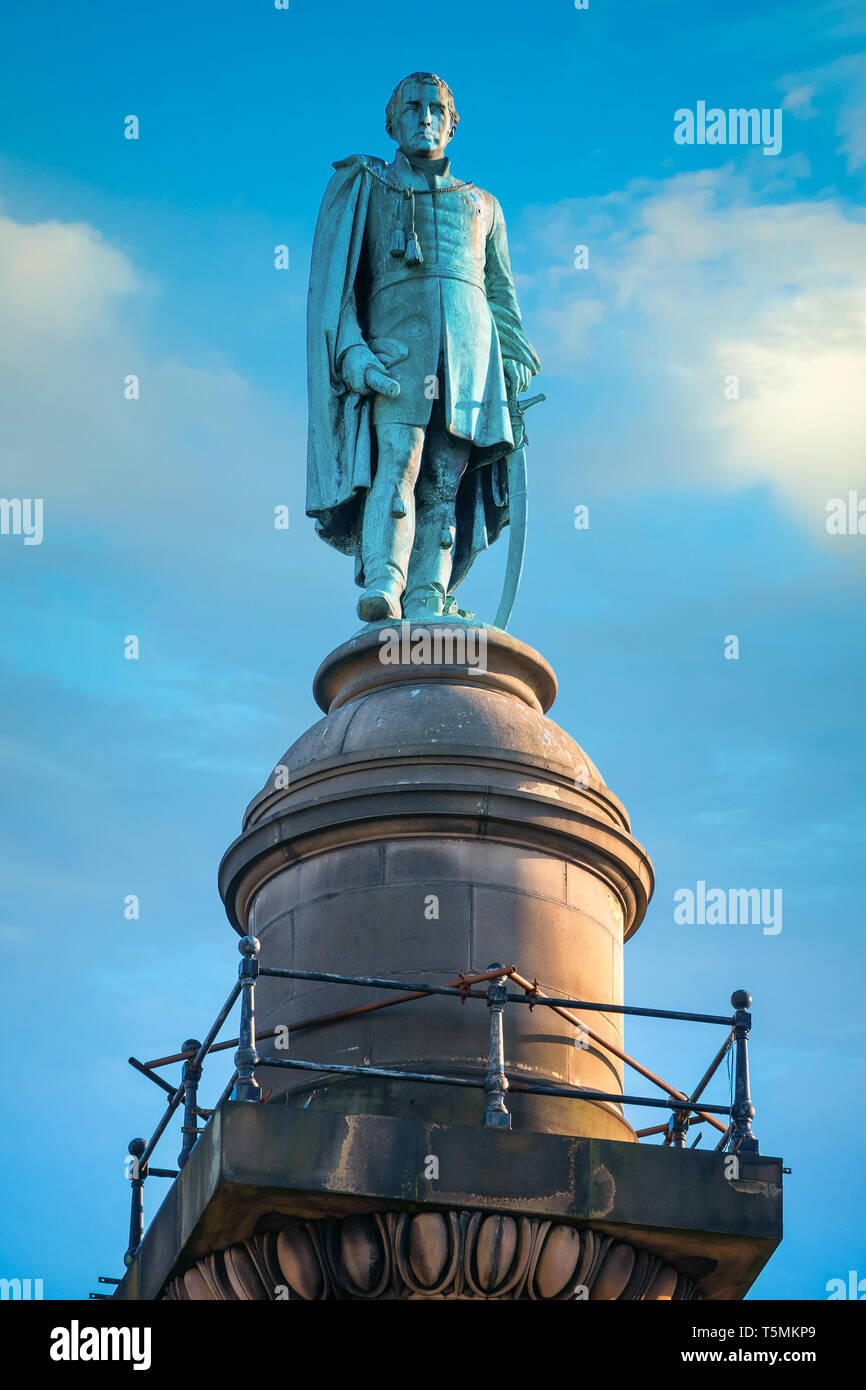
[{"left": 394, "top": 79, "right": 452, "bottom": 159}]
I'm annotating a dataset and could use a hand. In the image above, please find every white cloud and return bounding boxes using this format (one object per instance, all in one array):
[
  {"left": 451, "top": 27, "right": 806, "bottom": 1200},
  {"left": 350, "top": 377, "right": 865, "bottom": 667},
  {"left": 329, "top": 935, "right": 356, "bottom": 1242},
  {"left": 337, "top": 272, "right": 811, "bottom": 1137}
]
[
  {"left": 0, "top": 200, "right": 303, "bottom": 563},
  {"left": 823, "top": 0, "right": 866, "bottom": 40},
  {"left": 0, "top": 208, "right": 144, "bottom": 339},
  {"left": 837, "top": 99, "right": 866, "bottom": 171},
  {"left": 537, "top": 297, "right": 605, "bottom": 361},
  {"left": 777, "top": 48, "right": 866, "bottom": 172},
  {"left": 781, "top": 85, "right": 817, "bottom": 118},
  {"left": 523, "top": 168, "right": 866, "bottom": 530}
]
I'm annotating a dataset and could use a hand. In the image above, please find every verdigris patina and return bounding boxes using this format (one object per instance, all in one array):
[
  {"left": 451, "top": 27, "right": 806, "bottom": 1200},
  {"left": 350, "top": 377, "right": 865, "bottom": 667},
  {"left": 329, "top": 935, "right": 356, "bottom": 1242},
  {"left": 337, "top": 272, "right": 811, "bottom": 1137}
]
[{"left": 306, "top": 72, "right": 541, "bottom": 625}]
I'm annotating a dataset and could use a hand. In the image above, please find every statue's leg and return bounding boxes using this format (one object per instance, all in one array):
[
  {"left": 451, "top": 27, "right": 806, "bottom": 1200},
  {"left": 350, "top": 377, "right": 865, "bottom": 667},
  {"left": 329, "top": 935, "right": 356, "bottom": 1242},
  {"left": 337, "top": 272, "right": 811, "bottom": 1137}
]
[
  {"left": 402, "top": 416, "right": 471, "bottom": 621},
  {"left": 357, "top": 422, "right": 424, "bottom": 623}
]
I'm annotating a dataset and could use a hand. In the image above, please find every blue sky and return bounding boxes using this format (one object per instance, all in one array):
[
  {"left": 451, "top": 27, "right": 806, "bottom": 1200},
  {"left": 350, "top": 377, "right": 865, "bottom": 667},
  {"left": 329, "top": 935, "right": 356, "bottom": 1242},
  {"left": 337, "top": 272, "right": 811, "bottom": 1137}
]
[{"left": 1, "top": 0, "right": 864, "bottom": 1299}]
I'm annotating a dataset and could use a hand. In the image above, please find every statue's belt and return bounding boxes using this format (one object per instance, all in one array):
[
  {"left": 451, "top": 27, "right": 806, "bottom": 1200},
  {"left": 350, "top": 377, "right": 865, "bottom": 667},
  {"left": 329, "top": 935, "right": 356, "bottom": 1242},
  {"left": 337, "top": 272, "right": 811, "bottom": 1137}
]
[{"left": 369, "top": 263, "right": 486, "bottom": 303}]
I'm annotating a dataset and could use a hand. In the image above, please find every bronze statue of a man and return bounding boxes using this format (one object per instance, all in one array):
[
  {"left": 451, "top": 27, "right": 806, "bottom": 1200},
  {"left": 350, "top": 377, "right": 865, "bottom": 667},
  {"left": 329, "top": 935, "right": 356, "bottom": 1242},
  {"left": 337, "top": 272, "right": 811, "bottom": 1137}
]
[{"left": 306, "top": 72, "right": 540, "bottom": 623}]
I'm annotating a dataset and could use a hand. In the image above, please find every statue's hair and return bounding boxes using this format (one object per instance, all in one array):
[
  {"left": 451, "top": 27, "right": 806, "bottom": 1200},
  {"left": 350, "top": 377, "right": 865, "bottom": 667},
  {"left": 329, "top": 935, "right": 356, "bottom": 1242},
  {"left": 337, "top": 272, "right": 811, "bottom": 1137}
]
[{"left": 385, "top": 72, "right": 459, "bottom": 141}]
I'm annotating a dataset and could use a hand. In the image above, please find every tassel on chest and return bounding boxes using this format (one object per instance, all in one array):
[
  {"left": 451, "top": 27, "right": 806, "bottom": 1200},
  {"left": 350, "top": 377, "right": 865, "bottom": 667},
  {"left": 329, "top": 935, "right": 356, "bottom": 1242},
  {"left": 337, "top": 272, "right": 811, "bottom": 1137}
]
[
  {"left": 391, "top": 187, "right": 424, "bottom": 265},
  {"left": 373, "top": 161, "right": 474, "bottom": 269}
]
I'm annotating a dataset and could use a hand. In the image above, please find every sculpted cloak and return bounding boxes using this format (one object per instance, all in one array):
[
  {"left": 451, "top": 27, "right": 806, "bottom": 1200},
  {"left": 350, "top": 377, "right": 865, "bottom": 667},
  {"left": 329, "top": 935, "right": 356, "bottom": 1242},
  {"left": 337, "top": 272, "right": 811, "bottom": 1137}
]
[{"left": 306, "top": 152, "right": 539, "bottom": 593}]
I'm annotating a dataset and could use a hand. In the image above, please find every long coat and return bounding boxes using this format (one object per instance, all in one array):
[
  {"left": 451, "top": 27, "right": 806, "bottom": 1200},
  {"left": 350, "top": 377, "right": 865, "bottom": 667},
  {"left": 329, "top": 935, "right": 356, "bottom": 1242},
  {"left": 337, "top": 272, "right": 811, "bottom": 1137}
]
[{"left": 306, "top": 151, "right": 539, "bottom": 592}]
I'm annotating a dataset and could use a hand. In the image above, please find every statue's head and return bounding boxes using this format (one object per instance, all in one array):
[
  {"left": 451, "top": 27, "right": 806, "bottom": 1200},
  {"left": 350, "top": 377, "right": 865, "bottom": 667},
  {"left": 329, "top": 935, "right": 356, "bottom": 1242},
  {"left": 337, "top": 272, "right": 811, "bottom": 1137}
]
[{"left": 385, "top": 72, "right": 459, "bottom": 160}]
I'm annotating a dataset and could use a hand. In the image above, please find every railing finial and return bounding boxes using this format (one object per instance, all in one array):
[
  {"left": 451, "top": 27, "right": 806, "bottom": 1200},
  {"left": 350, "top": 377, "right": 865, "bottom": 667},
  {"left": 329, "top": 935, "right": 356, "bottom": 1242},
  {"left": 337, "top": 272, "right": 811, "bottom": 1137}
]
[
  {"left": 177, "top": 1038, "right": 203, "bottom": 1169},
  {"left": 481, "top": 963, "right": 511, "bottom": 1129},
  {"left": 234, "top": 936, "right": 261, "bottom": 1102},
  {"left": 730, "top": 989, "right": 759, "bottom": 1155},
  {"left": 124, "top": 1138, "right": 147, "bottom": 1266}
]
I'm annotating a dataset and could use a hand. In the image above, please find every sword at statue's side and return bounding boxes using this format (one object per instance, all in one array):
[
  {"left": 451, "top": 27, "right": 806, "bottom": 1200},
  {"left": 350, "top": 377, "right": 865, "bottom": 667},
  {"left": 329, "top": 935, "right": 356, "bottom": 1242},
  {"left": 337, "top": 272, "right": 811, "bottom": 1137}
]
[{"left": 494, "top": 392, "right": 545, "bottom": 632}]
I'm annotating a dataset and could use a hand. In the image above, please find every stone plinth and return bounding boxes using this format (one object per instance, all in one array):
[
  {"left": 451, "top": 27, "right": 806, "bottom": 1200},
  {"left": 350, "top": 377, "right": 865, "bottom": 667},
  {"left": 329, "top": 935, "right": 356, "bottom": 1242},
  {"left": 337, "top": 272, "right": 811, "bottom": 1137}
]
[
  {"left": 219, "top": 625, "right": 653, "bottom": 1140},
  {"left": 113, "top": 1105, "right": 784, "bottom": 1302}
]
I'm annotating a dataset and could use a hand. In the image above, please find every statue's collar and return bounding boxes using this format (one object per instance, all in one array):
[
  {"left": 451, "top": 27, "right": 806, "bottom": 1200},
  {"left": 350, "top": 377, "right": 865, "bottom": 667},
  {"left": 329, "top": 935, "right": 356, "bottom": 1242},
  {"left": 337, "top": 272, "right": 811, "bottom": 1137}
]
[{"left": 390, "top": 148, "right": 452, "bottom": 183}]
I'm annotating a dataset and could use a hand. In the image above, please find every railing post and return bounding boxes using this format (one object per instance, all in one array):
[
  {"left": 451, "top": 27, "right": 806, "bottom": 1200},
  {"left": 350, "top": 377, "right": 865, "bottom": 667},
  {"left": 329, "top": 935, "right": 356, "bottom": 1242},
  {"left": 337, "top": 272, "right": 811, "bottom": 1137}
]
[
  {"left": 124, "top": 1137, "right": 146, "bottom": 1266},
  {"left": 177, "top": 1038, "right": 203, "bottom": 1169},
  {"left": 670, "top": 1107, "right": 690, "bottom": 1149},
  {"left": 233, "top": 936, "right": 261, "bottom": 1102},
  {"left": 481, "top": 963, "right": 511, "bottom": 1129},
  {"left": 730, "top": 989, "right": 759, "bottom": 1154}
]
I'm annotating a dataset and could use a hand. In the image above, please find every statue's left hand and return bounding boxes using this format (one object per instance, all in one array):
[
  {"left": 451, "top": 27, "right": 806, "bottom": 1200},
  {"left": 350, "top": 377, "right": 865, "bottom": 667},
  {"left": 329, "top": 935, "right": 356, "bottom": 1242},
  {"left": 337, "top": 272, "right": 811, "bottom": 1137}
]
[{"left": 504, "top": 359, "right": 533, "bottom": 396}]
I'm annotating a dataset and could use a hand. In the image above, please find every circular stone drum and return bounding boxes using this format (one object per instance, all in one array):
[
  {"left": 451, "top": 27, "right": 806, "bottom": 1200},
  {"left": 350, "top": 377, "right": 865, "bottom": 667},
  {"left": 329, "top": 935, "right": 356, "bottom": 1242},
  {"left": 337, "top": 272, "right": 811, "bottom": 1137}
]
[{"left": 219, "top": 624, "right": 653, "bottom": 1141}]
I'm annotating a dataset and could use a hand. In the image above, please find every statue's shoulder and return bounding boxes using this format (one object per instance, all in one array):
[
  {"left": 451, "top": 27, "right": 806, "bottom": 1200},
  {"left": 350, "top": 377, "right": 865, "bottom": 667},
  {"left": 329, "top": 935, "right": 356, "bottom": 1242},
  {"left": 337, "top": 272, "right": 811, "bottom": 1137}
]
[
  {"left": 331, "top": 154, "right": 387, "bottom": 175},
  {"left": 318, "top": 156, "right": 385, "bottom": 214},
  {"left": 467, "top": 183, "right": 503, "bottom": 233},
  {"left": 477, "top": 186, "right": 501, "bottom": 214}
]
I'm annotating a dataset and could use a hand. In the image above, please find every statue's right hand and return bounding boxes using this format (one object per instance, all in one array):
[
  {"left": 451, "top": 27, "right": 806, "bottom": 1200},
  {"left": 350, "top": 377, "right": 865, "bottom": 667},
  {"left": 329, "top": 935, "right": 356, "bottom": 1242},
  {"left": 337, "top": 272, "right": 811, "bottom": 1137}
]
[
  {"left": 364, "top": 366, "right": 401, "bottom": 399},
  {"left": 341, "top": 345, "right": 401, "bottom": 399}
]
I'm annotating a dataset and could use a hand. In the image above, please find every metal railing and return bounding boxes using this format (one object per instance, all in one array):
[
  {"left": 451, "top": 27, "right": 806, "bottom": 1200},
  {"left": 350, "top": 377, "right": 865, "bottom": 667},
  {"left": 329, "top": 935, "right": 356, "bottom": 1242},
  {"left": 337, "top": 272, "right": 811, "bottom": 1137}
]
[{"left": 115, "top": 935, "right": 759, "bottom": 1272}]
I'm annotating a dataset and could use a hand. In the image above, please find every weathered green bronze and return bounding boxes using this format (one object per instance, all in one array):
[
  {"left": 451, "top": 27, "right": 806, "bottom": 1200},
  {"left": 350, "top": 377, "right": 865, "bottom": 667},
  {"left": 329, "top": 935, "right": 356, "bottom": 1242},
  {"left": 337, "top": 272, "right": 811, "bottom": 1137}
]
[{"left": 306, "top": 72, "right": 541, "bottom": 625}]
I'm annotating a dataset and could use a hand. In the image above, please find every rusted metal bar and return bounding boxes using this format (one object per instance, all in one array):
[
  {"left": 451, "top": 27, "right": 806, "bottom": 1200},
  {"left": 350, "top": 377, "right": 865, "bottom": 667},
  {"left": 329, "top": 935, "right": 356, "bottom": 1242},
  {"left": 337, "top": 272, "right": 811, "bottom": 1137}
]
[
  {"left": 138, "top": 982, "right": 243, "bottom": 1166},
  {"left": 128, "top": 1056, "right": 214, "bottom": 1121},
  {"left": 686, "top": 1033, "right": 733, "bottom": 1107},
  {"left": 503, "top": 1077, "right": 731, "bottom": 1113},
  {"left": 129, "top": 1056, "right": 177, "bottom": 1093},
  {"left": 145, "top": 1028, "right": 283, "bottom": 1064},
  {"left": 275, "top": 965, "right": 517, "bottom": 1039},
  {"left": 213, "top": 1069, "right": 238, "bottom": 1112},
  {"left": 142, "top": 967, "right": 515, "bottom": 1068},
  {"left": 255, "top": 1054, "right": 732, "bottom": 1114},
  {"left": 143, "top": 978, "right": 730, "bottom": 1066},
  {"left": 146, "top": 1036, "right": 245, "bottom": 1065},
  {"left": 508, "top": 970, "right": 728, "bottom": 1135},
  {"left": 259, "top": 1056, "right": 486, "bottom": 1089},
  {"left": 143, "top": 981, "right": 243, "bottom": 1069},
  {"left": 190, "top": 980, "right": 243, "bottom": 1072},
  {"left": 139, "top": 1085, "right": 184, "bottom": 1170},
  {"left": 505, "top": 994, "right": 733, "bottom": 1027},
  {"left": 634, "top": 1122, "right": 669, "bottom": 1138},
  {"left": 142, "top": 1048, "right": 198, "bottom": 1069},
  {"left": 256, "top": 964, "right": 514, "bottom": 1000},
  {"left": 272, "top": 964, "right": 517, "bottom": 1034},
  {"left": 664, "top": 1032, "right": 734, "bottom": 1147}
]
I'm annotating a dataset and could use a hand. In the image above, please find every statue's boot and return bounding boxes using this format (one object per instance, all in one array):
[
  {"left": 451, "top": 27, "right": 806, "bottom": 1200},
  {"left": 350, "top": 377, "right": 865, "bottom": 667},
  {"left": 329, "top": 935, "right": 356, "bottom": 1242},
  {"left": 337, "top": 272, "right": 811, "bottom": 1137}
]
[
  {"left": 357, "top": 565, "right": 404, "bottom": 623},
  {"left": 357, "top": 484, "right": 411, "bottom": 623},
  {"left": 402, "top": 504, "right": 455, "bottom": 621}
]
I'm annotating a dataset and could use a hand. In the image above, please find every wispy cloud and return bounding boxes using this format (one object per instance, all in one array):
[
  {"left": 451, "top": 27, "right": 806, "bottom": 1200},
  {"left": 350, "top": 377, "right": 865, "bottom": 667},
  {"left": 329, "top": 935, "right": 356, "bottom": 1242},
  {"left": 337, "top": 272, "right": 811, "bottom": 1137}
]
[
  {"left": 520, "top": 167, "right": 866, "bottom": 533},
  {"left": 0, "top": 202, "right": 304, "bottom": 571}
]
